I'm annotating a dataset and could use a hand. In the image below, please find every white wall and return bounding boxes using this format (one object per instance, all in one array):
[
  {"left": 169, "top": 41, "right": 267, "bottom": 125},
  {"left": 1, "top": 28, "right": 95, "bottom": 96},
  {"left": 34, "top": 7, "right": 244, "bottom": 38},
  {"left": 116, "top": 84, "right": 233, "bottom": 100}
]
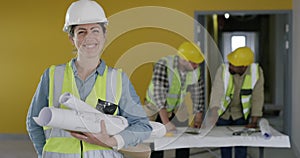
[{"left": 292, "top": 0, "right": 300, "bottom": 157}]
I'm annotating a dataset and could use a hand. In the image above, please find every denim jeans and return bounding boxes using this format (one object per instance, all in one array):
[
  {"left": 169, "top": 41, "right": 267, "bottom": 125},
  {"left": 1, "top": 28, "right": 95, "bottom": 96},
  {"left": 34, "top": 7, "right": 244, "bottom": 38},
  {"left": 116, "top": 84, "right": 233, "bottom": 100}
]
[{"left": 216, "top": 117, "right": 249, "bottom": 158}]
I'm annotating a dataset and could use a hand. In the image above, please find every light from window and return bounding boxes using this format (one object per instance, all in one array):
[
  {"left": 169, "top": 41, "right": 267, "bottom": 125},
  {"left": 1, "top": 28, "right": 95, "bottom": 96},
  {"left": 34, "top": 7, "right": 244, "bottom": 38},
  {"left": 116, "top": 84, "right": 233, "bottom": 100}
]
[{"left": 231, "top": 35, "right": 246, "bottom": 51}]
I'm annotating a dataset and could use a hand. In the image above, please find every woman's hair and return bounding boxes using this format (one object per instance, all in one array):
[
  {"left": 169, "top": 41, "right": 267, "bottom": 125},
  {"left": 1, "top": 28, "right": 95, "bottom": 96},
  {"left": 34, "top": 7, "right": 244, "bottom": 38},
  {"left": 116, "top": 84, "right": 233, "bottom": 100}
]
[{"left": 68, "top": 23, "right": 106, "bottom": 37}]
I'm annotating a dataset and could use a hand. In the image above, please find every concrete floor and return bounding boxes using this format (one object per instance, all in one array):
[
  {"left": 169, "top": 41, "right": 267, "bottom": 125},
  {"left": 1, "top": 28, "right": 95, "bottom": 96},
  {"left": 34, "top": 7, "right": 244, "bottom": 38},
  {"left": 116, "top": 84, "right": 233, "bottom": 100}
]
[
  {"left": 163, "top": 147, "right": 297, "bottom": 158},
  {"left": 0, "top": 139, "right": 296, "bottom": 158}
]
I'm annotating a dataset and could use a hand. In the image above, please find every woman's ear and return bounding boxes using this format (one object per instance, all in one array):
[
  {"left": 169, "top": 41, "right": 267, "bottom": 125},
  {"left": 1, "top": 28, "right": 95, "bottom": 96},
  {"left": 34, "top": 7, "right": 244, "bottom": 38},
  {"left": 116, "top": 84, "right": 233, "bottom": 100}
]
[
  {"left": 104, "top": 29, "right": 107, "bottom": 39},
  {"left": 69, "top": 35, "right": 75, "bottom": 45}
]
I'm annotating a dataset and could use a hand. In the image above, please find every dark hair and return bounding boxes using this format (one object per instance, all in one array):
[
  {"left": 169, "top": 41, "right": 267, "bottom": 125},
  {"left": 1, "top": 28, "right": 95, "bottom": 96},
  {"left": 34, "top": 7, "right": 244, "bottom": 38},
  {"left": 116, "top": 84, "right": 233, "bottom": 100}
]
[{"left": 68, "top": 23, "right": 106, "bottom": 37}]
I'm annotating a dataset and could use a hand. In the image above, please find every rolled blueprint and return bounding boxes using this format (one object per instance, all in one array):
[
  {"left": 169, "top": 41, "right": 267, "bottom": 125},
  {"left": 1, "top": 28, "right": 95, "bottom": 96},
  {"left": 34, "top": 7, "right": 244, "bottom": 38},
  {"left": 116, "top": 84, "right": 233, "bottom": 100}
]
[
  {"left": 259, "top": 118, "right": 272, "bottom": 139},
  {"left": 59, "top": 92, "right": 101, "bottom": 114},
  {"left": 34, "top": 92, "right": 166, "bottom": 139},
  {"left": 33, "top": 107, "right": 128, "bottom": 135},
  {"left": 148, "top": 121, "right": 166, "bottom": 139},
  {"left": 34, "top": 92, "right": 128, "bottom": 135}
]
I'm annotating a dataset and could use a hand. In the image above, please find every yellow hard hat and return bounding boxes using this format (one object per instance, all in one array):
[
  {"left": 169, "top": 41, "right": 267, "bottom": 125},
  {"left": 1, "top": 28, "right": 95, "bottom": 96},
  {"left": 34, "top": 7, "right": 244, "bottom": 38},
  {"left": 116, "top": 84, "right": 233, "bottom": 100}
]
[
  {"left": 177, "top": 42, "right": 205, "bottom": 64},
  {"left": 227, "top": 47, "right": 254, "bottom": 66}
]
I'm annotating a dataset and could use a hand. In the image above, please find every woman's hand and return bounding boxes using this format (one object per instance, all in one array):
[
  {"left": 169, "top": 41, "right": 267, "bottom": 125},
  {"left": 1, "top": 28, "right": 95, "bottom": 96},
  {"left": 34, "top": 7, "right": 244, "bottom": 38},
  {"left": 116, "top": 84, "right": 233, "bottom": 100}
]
[{"left": 70, "top": 120, "right": 117, "bottom": 148}]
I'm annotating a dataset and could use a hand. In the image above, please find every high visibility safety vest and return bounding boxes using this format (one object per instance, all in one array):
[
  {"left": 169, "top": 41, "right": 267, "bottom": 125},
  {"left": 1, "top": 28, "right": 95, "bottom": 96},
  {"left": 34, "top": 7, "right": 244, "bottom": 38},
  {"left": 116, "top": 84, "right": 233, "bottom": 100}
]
[
  {"left": 218, "top": 63, "right": 259, "bottom": 119},
  {"left": 146, "top": 55, "right": 200, "bottom": 112},
  {"left": 42, "top": 61, "right": 123, "bottom": 158}
]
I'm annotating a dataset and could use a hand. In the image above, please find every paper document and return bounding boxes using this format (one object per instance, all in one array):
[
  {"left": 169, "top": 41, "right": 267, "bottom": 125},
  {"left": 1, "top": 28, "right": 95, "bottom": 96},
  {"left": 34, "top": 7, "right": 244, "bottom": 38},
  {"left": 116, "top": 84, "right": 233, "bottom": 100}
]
[
  {"left": 143, "top": 121, "right": 167, "bottom": 143},
  {"left": 34, "top": 107, "right": 128, "bottom": 135},
  {"left": 34, "top": 92, "right": 128, "bottom": 135},
  {"left": 59, "top": 92, "right": 101, "bottom": 113},
  {"left": 149, "top": 121, "right": 166, "bottom": 138},
  {"left": 153, "top": 126, "right": 290, "bottom": 151},
  {"left": 197, "top": 107, "right": 219, "bottom": 137},
  {"left": 34, "top": 92, "right": 166, "bottom": 139}
]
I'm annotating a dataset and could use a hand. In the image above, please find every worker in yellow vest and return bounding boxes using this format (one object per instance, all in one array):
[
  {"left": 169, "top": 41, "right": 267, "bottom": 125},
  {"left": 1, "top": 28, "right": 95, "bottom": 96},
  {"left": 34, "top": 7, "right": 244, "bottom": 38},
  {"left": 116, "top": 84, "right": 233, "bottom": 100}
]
[
  {"left": 144, "top": 42, "right": 205, "bottom": 158},
  {"left": 209, "top": 47, "right": 264, "bottom": 158},
  {"left": 26, "top": 0, "right": 152, "bottom": 157}
]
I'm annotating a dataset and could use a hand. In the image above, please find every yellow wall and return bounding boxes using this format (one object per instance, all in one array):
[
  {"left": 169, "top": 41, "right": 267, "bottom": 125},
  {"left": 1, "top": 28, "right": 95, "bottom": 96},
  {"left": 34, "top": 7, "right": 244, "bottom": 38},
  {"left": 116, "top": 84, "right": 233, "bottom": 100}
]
[{"left": 0, "top": 0, "right": 291, "bottom": 134}]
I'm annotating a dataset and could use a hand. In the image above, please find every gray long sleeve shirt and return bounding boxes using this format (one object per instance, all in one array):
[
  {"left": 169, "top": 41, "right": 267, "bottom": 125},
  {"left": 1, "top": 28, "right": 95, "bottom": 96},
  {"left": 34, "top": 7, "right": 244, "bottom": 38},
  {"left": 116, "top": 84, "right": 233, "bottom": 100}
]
[{"left": 26, "top": 59, "right": 152, "bottom": 156}]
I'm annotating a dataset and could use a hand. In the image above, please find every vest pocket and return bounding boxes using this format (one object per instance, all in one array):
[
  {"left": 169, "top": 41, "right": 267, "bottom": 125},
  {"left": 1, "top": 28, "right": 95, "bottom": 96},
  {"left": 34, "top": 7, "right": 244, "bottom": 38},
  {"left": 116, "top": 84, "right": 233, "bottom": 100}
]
[
  {"left": 96, "top": 99, "right": 117, "bottom": 115},
  {"left": 240, "top": 89, "right": 252, "bottom": 95}
]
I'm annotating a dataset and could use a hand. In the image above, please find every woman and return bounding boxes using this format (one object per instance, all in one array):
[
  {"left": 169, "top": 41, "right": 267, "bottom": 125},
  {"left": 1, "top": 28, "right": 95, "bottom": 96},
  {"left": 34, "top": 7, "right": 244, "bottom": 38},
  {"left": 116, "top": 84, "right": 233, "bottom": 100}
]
[{"left": 26, "top": 0, "right": 152, "bottom": 157}]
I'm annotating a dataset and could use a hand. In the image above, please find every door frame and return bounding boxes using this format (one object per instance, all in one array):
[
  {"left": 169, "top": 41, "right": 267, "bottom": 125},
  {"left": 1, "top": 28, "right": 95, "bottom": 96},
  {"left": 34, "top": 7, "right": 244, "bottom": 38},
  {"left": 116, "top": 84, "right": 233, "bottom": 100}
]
[{"left": 194, "top": 10, "right": 292, "bottom": 135}]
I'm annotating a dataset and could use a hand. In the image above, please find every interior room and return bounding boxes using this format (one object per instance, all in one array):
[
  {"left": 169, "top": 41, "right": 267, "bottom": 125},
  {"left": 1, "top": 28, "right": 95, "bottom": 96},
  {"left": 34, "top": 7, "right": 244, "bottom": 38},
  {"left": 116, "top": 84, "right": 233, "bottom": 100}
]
[{"left": 0, "top": 0, "right": 299, "bottom": 158}]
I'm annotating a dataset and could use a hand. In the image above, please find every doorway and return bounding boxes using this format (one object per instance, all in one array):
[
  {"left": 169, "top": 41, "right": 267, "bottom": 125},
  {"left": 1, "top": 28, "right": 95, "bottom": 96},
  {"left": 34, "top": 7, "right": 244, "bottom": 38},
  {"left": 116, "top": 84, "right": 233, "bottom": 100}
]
[
  {"left": 195, "top": 11, "right": 292, "bottom": 135},
  {"left": 222, "top": 31, "right": 258, "bottom": 63}
]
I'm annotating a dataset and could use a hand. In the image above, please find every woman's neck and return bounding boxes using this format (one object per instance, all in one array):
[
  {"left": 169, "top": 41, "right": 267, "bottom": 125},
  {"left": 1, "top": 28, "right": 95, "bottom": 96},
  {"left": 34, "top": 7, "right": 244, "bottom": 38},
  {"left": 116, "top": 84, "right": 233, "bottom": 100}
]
[{"left": 75, "top": 58, "right": 100, "bottom": 81}]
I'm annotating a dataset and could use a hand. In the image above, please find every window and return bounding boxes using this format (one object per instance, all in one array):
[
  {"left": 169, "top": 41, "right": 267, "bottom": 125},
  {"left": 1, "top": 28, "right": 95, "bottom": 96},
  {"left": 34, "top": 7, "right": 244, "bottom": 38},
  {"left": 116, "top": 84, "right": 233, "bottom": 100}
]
[{"left": 231, "top": 35, "right": 246, "bottom": 51}]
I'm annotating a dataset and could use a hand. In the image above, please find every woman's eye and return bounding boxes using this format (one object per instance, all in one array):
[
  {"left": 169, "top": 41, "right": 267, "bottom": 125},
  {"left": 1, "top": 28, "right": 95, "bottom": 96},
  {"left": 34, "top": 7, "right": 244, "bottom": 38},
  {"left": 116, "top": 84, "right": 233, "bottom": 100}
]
[
  {"left": 78, "top": 31, "right": 85, "bottom": 34},
  {"left": 93, "top": 29, "right": 100, "bottom": 33}
]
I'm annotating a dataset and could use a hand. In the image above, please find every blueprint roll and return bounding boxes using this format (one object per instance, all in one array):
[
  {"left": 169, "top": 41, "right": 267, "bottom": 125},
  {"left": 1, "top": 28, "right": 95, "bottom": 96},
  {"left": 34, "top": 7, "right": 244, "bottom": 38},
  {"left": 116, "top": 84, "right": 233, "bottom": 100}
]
[
  {"left": 59, "top": 92, "right": 100, "bottom": 113},
  {"left": 33, "top": 107, "right": 129, "bottom": 135},
  {"left": 149, "top": 121, "right": 166, "bottom": 139},
  {"left": 259, "top": 118, "right": 272, "bottom": 139}
]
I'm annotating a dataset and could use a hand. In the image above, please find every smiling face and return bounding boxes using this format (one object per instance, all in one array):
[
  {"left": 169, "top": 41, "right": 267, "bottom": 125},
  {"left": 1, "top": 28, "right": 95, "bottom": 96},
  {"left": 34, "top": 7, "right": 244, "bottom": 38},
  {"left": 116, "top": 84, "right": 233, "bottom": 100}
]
[{"left": 70, "top": 23, "right": 106, "bottom": 59}]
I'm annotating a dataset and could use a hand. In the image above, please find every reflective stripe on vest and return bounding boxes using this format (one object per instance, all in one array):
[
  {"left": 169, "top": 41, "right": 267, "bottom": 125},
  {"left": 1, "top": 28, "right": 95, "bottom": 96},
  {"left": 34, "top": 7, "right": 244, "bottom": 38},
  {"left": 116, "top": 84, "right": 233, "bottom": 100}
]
[
  {"left": 146, "top": 55, "right": 200, "bottom": 112},
  {"left": 42, "top": 149, "right": 123, "bottom": 158},
  {"left": 218, "top": 63, "right": 259, "bottom": 119},
  {"left": 43, "top": 61, "right": 123, "bottom": 158},
  {"left": 83, "top": 150, "right": 123, "bottom": 157}
]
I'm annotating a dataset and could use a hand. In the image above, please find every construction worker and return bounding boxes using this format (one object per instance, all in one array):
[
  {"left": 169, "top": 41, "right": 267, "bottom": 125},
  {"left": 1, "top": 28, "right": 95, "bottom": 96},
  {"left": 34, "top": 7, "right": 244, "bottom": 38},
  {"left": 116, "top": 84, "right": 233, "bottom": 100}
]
[
  {"left": 144, "top": 42, "right": 205, "bottom": 158},
  {"left": 209, "top": 46, "right": 264, "bottom": 158},
  {"left": 26, "top": 0, "right": 152, "bottom": 157}
]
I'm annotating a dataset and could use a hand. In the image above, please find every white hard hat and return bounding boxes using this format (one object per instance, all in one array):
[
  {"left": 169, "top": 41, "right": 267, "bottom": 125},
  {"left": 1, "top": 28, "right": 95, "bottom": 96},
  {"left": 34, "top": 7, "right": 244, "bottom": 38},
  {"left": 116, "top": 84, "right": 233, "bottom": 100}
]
[{"left": 63, "top": 0, "right": 108, "bottom": 32}]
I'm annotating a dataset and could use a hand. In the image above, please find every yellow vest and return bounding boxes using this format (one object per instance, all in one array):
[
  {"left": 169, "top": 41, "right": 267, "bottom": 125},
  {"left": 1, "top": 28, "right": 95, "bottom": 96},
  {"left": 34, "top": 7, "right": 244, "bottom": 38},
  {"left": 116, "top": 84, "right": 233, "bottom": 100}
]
[
  {"left": 42, "top": 61, "right": 122, "bottom": 158},
  {"left": 218, "top": 63, "right": 259, "bottom": 119},
  {"left": 146, "top": 55, "right": 200, "bottom": 112}
]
